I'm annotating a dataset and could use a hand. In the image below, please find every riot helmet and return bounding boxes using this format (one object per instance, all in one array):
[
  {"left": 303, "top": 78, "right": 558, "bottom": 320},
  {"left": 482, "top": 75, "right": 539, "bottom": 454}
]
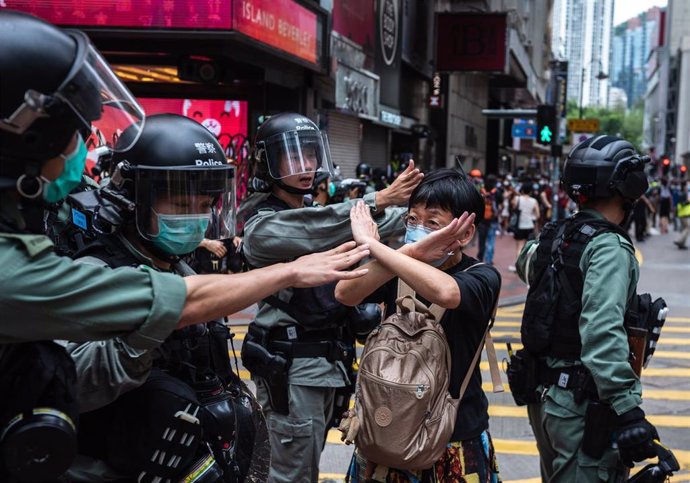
[
  {"left": 110, "top": 114, "right": 234, "bottom": 257},
  {"left": 356, "top": 162, "right": 372, "bottom": 180},
  {"left": 563, "top": 135, "right": 649, "bottom": 203},
  {"left": 253, "top": 112, "right": 333, "bottom": 195},
  {"left": 0, "top": 11, "right": 144, "bottom": 194}
]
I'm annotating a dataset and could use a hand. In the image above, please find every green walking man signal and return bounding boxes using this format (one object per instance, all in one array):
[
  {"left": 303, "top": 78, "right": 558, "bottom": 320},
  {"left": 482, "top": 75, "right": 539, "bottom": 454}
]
[
  {"left": 540, "top": 126, "right": 553, "bottom": 143},
  {"left": 536, "top": 104, "right": 557, "bottom": 146}
]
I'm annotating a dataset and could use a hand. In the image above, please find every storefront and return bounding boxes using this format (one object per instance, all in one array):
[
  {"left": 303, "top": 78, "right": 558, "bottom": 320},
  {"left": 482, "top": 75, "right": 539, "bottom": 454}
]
[
  {"left": 7, "top": 0, "right": 329, "bottom": 145},
  {"left": 329, "top": 50, "right": 382, "bottom": 177}
]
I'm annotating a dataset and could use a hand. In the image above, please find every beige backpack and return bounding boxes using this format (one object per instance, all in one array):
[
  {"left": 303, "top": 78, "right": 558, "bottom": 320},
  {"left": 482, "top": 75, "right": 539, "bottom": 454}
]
[{"left": 344, "top": 271, "right": 502, "bottom": 470}]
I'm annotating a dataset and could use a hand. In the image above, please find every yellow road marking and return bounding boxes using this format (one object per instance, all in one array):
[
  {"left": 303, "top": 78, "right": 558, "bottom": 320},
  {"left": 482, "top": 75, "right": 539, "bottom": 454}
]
[
  {"left": 642, "top": 367, "right": 690, "bottom": 377},
  {"left": 488, "top": 405, "right": 690, "bottom": 428},
  {"left": 667, "top": 317, "right": 690, "bottom": 323},
  {"left": 656, "top": 327, "right": 690, "bottom": 333},
  {"left": 651, "top": 350, "right": 690, "bottom": 360},
  {"left": 635, "top": 247, "right": 643, "bottom": 265},
  {"left": 495, "top": 313, "right": 524, "bottom": 319},
  {"left": 482, "top": 383, "right": 690, "bottom": 401},
  {"left": 323, "top": 406, "right": 690, "bottom": 436},
  {"left": 493, "top": 321, "right": 521, "bottom": 328}
]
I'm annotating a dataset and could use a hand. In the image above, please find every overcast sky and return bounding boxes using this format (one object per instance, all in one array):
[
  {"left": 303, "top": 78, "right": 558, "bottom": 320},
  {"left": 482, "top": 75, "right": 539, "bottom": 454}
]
[{"left": 614, "top": 0, "right": 667, "bottom": 26}]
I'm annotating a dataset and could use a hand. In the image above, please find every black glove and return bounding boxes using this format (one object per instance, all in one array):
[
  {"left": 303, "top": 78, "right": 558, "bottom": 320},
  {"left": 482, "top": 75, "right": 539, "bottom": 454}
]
[{"left": 616, "top": 407, "right": 659, "bottom": 467}]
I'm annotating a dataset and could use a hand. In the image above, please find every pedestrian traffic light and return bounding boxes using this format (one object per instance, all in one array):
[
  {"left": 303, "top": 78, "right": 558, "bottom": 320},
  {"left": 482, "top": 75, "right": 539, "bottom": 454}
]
[
  {"left": 536, "top": 104, "right": 557, "bottom": 146},
  {"left": 680, "top": 165, "right": 687, "bottom": 179},
  {"left": 662, "top": 157, "right": 671, "bottom": 175}
]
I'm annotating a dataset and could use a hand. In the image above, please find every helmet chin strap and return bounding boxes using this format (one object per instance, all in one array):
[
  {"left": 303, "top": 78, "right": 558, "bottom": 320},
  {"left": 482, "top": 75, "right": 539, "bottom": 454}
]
[
  {"left": 621, "top": 199, "right": 637, "bottom": 227},
  {"left": 275, "top": 179, "right": 312, "bottom": 196}
]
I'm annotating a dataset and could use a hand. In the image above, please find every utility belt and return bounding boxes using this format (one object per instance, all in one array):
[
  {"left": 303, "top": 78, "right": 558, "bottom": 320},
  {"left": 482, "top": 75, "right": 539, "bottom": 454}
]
[
  {"left": 539, "top": 364, "right": 599, "bottom": 402},
  {"left": 268, "top": 325, "right": 350, "bottom": 363},
  {"left": 241, "top": 324, "right": 353, "bottom": 416},
  {"left": 505, "top": 346, "right": 598, "bottom": 406}
]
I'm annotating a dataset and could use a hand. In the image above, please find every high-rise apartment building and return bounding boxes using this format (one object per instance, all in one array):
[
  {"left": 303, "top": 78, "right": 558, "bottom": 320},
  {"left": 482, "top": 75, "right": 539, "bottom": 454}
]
[
  {"left": 551, "top": 0, "right": 613, "bottom": 109},
  {"left": 611, "top": 7, "right": 663, "bottom": 108}
]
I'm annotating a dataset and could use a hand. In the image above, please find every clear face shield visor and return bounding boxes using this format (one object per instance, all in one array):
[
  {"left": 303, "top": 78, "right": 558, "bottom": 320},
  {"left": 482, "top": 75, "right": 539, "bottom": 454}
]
[
  {"left": 0, "top": 31, "right": 144, "bottom": 152},
  {"left": 134, "top": 165, "right": 235, "bottom": 241},
  {"left": 259, "top": 130, "right": 334, "bottom": 180}
]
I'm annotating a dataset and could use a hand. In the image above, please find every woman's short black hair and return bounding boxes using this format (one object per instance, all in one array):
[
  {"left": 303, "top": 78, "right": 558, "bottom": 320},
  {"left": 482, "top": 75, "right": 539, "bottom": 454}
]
[{"left": 408, "top": 168, "right": 485, "bottom": 222}]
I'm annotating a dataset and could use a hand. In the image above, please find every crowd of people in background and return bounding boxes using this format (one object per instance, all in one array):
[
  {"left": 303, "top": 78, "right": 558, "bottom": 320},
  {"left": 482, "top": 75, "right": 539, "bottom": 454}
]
[{"left": 196, "top": 157, "right": 690, "bottom": 277}]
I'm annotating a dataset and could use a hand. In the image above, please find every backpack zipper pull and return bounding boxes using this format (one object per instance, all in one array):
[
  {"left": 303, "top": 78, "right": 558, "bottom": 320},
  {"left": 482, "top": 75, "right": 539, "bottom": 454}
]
[{"left": 416, "top": 385, "right": 426, "bottom": 399}]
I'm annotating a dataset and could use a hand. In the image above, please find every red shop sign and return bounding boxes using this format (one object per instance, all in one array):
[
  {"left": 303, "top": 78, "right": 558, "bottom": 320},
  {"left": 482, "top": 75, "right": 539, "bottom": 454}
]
[
  {"left": 3, "top": 1, "right": 232, "bottom": 29},
  {"left": 436, "top": 13, "right": 508, "bottom": 72},
  {"left": 233, "top": 0, "right": 318, "bottom": 65}
]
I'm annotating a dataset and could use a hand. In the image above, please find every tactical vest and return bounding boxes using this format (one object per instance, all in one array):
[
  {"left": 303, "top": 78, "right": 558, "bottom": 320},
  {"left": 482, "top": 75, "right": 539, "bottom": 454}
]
[
  {"left": 73, "top": 234, "right": 266, "bottom": 481},
  {"left": 522, "top": 212, "right": 632, "bottom": 360},
  {"left": 250, "top": 195, "right": 350, "bottom": 329},
  {"left": 75, "top": 235, "right": 235, "bottom": 382}
]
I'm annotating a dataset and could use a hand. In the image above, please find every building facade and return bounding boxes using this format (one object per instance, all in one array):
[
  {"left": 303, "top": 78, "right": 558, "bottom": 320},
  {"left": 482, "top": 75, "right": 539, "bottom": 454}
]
[
  {"left": 553, "top": 0, "right": 613, "bottom": 109},
  {"left": 434, "top": 0, "right": 552, "bottom": 176},
  {"left": 610, "top": 7, "right": 663, "bottom": 108},
  {"left": 643, "top": 0, "right": 690, "bottom": 165}
]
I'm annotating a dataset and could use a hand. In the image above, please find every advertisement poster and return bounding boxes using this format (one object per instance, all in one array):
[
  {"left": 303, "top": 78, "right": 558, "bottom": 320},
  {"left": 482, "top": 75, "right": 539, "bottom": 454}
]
[{"left": 138, "top": 98, "right": 248, "bottom": 145}]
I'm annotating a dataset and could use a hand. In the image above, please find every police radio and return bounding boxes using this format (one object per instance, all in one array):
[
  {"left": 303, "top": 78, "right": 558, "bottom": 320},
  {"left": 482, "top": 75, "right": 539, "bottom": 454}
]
[{"left": 66, "top": 161, "right": 135, "bottom": 238}]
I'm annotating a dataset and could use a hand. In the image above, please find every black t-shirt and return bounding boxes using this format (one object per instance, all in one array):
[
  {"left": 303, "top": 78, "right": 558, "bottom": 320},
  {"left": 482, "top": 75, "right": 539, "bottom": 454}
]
[{"left": 365, "top": 254, "right": 501, "bottom": 441}]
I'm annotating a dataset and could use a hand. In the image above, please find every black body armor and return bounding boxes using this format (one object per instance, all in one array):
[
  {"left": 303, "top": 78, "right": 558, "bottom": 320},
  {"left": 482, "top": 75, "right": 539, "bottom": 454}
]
[
  {"left": 521, "top": 212, "right": 632, "bottom": 359},
  {"left": 72, "top": 235, "right": 268, "bottom": 482}
]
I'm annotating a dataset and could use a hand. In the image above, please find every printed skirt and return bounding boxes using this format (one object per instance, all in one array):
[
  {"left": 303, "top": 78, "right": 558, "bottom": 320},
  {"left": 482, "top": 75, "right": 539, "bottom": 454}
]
[{"left": 345, "top": 431, "right": 501, "bottom": 483}]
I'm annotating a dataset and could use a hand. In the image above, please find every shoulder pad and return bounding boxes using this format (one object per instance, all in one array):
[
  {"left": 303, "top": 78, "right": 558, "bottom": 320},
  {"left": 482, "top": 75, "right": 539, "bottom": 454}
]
[{"left": 0, "top": 233, "right": 53, "bottom": 258}]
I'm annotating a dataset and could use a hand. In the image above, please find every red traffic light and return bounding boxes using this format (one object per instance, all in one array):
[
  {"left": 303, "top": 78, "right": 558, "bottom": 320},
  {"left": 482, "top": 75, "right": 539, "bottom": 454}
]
[
  {"left": 681, "top": 165, "right": 687, "bottom": 173},
  {"left": 662, "top": 158, "right": 671, "bottom": 166}
]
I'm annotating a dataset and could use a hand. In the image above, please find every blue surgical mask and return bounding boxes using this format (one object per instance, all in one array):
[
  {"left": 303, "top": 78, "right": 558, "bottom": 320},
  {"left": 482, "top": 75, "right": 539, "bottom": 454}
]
[
  {"left": 328, "top": 181, "right": 336, "bottom": 197},
  {"left": 404, "top": 224, "right": 433, "bottom": 244},
  {"left": 151, "top": 212, "right": 210, "bottom": 255},
  {"left": 42, "top": 135, "right": 88, "bottom": 203},
  {"left": 404, "top": 224, "right": 451, "bottom": 267}
]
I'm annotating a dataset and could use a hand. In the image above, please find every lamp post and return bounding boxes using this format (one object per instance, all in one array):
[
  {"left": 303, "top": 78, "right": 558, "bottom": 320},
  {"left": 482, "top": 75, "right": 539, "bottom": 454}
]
[{"left": 579, "top": 62, "right": 609, "bottom": 119}]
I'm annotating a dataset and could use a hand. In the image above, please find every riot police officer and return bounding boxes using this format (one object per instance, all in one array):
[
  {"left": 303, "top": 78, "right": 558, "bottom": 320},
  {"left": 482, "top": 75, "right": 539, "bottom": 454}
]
[
  {"left": 62, "top": 114, "right": 273, "bottom": 482},
  {"left": 0, "top": 12, "right": 369, "bottom": 481},
  {"left": 240, "top": 113, "right": 422, "bottom": 483},
  {"left": 515, "top": 136, "right": 662, "bottom": 482}
]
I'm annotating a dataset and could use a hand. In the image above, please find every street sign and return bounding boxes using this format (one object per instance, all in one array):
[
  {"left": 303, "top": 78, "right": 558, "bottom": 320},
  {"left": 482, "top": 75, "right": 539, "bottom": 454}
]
[
  {"left": 428, "top": 95, "right": 443, "bottom": 108},
  {"left": 567, "top": 118, "right": 600, "bottom": 133},
  {"left": 511, "top": 120, "right": 536, "bottom": 139}
]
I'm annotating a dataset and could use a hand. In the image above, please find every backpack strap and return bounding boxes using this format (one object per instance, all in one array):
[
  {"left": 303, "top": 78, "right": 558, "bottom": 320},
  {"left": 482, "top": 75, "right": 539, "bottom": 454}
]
[
  {"left": 484, "top": 303, "right": 504, "bottom": 393},
  {"left": 396, "top": 263, "right": 505, "bottom": 397}
]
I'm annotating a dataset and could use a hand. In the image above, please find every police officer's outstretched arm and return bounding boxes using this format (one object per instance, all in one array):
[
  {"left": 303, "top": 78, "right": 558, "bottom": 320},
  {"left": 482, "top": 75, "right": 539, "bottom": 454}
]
[
  {"left": 179, "top": 241, "right": 370, "bottom": 327},
  {"left": 243, "top": 161, "right": 422, "bottom": 267}
]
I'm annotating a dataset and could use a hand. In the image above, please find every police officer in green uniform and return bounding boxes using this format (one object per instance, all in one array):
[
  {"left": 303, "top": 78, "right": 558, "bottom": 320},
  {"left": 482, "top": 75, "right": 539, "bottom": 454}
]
[
  {"left": 240, "top": 113, "right": 422, "bottom": 483},
  {"left": 515, "top": 136, "right": 661, "bottom": 482},
  {"left": 62, "top": 113, "right": 273, "bottom": 483},
  {"left": 0, "top": 12, "right": 370, "bottom": 481}
]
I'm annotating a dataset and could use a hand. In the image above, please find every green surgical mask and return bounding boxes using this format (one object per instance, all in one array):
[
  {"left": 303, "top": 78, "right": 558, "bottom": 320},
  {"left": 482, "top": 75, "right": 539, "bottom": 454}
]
[
  {"left": 150, "top": 212, "right": 210, "bottom": 255},
  {"left": 42, "top": 135, "right": 88, "bottom": 203}
]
